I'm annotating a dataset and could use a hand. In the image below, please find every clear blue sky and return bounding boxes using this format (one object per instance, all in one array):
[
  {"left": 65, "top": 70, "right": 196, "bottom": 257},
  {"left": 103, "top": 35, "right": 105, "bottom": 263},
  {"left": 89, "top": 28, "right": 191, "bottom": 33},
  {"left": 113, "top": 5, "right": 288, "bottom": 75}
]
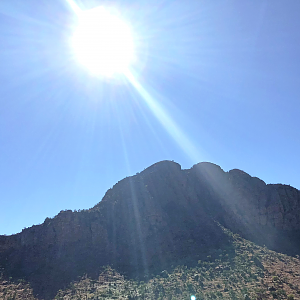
[{"left": 1, "top": 0, "right": 300, "bottom": 235}]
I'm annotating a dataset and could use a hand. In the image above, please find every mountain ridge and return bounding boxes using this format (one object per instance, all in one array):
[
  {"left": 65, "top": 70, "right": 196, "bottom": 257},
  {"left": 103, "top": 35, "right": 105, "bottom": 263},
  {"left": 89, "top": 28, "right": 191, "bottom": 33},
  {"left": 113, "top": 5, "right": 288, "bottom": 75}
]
[{"left": 1, "top": 160, "right": 300, "bottom": 299}]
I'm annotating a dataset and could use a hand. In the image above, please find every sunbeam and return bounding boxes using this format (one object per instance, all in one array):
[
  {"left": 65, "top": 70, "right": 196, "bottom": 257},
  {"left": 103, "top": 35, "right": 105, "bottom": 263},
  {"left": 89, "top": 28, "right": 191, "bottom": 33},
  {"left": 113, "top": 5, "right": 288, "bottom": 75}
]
[
  {"left": 65, "top": 0, "right": 81, "bottom": 15},
  {"left": 125, "top": 70, "right": 201, "bottom": 163}
]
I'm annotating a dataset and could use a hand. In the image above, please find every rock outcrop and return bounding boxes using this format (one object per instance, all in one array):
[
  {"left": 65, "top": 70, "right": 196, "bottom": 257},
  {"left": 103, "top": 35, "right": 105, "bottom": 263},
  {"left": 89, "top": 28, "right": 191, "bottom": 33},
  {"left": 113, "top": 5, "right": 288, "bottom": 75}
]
[{"left": 0, "top": 161, "right": 300, "bottom": 299}]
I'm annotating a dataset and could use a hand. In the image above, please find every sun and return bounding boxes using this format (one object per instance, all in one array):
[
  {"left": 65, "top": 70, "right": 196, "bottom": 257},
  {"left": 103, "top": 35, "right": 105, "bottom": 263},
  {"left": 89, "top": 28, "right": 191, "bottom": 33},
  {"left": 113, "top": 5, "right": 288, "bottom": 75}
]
[{"left": 71, "top": 6, "right": 135, "bottom": 77}]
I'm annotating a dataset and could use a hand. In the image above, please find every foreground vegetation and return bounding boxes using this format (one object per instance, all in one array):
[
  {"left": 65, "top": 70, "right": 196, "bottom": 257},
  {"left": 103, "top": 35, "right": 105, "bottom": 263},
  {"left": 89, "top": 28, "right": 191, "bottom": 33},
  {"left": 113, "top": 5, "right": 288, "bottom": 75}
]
[{"left": 1, "top": 228, "right": 300, "bottom": 299}]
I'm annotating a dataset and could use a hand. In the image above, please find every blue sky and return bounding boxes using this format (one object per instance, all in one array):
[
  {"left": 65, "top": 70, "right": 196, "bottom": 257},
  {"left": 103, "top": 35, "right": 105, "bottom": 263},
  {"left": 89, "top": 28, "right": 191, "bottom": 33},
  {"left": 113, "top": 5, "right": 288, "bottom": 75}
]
[{"left": 1, "top": 0, "right": 300, "bottom": 235}]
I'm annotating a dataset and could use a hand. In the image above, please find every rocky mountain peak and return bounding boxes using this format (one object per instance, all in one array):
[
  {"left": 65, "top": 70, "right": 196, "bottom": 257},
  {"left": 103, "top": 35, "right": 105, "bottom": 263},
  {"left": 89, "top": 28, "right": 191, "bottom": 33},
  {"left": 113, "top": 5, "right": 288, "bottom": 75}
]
[{"left": 0, "top": 161, "right": 300, "bottom": 299}]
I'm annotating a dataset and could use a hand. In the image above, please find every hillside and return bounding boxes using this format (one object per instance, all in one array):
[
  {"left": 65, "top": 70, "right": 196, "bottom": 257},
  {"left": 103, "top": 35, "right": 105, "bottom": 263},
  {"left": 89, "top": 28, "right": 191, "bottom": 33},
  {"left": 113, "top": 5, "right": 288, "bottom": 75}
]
[
  {"left": 1, "top": 228, "right": 300, "bottom": 299},
  {"left": 0, "top": 161, "right": 300, "bottom": 299}
]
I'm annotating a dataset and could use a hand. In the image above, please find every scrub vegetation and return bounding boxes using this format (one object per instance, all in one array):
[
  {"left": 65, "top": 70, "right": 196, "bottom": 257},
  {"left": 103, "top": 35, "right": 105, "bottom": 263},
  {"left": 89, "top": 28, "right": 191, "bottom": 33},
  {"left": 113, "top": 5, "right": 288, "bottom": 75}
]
[{"left": 1, "top": 228, "right": 299, "bottom": 300}]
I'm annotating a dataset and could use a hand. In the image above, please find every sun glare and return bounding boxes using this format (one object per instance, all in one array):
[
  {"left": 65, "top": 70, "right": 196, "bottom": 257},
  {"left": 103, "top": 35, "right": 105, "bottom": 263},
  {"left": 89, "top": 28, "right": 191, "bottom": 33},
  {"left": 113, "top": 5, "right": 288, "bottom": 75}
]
[{"left": 71, "top": 6, "right": 135, "bottom": 77}]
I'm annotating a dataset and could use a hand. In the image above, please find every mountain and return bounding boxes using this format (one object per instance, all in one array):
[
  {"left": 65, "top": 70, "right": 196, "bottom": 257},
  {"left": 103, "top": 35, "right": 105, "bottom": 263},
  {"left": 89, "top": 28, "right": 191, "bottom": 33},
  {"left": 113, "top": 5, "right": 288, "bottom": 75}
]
[{"left": 0, "top": 161, "right": 300, "bottom": 299}]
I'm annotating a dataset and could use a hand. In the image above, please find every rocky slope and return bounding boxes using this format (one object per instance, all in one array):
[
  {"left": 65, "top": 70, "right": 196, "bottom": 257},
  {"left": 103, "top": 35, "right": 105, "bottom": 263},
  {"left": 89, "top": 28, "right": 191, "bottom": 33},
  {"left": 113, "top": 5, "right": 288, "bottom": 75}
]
[
  {"left": 0, "top": 161, "right": 300, "bottom": 299},
  {"left": 2, "top": 229, "right": 300, "bottom": 300}
]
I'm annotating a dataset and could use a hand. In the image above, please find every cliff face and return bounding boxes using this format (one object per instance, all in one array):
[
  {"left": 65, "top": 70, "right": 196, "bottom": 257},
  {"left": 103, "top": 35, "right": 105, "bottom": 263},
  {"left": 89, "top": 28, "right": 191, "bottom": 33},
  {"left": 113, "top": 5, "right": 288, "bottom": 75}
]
[
  {"left": 0, "top": 161, "right": 300, "bottom": 299},
  {"left": 186, "top": 163, "right": 300, "bottom": 253}
]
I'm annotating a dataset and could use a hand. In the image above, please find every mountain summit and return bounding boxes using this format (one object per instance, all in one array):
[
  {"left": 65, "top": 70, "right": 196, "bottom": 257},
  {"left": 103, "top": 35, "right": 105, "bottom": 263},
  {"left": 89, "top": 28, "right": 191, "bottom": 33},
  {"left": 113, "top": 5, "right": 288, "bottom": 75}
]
[{"left": 1, "top": 161, "right": 300, "bottom": 299}]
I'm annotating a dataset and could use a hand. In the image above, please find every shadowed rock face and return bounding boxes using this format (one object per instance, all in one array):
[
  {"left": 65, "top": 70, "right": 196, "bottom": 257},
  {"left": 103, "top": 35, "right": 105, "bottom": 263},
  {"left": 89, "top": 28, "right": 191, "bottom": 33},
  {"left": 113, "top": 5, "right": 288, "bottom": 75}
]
[{"left": 0, "top": 161, "right": 300, "bottom": 299}]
